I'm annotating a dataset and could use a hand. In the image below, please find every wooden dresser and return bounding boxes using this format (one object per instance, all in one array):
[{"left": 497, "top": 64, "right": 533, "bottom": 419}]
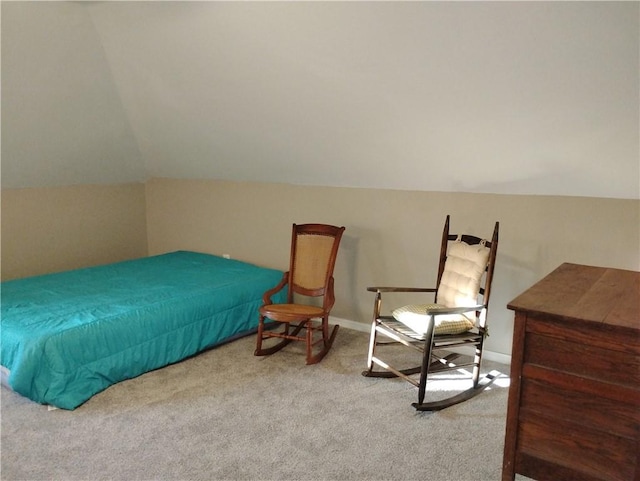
[{"left": 502, "top": 263, "right": 640, "bottom": 481}]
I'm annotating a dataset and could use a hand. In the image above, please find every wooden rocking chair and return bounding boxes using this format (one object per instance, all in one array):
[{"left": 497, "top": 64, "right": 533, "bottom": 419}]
[
  {"left": 255, "top": 223, "right": 345, "bottom": 365},
  {"left": 362, "top": 215, "right": 499, "bottom": 410}
]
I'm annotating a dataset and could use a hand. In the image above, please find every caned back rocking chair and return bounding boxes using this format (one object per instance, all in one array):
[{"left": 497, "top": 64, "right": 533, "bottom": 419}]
[{"left": 255, "top": 223, "right": 345, "bottom": 364}]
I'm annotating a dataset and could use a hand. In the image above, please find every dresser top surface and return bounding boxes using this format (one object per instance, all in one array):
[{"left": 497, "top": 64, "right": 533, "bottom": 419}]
[{"left": 508, "top": 263, "right": 639, "bottom": 332}]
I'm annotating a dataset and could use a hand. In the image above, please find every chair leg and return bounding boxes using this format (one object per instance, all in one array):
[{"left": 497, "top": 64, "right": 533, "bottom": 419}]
[
  {"left": 306, "top": 319, "right": 313, "bottom": 363},
  {"left": 363, "top": 317, "right": 378, "bottom": 375},
  {"left": 472, "top": 347, "right": 482, "bottom": 388},
  {"left": 254, "top": 314, "right": 266, "bottom": 355},
  {"left": 254, "top": 317, "right": 304, "bottom": 357},
  {"left": 416, "top": 326, "right": 436, "bottom": 406},
  {"left": 471, "top": 337, "right": 486, "bottom": 387},
  {"left": 306, "top": 317, "right": 339, "bottom": 365}
]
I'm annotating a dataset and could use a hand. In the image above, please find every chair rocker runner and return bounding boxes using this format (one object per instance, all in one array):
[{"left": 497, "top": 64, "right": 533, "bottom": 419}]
[
  {"left": 362, "top": 215, "right": 499, "bottom": 411},
  {"left": 255, "top": 223, "right": 345, "bottom": 364}
]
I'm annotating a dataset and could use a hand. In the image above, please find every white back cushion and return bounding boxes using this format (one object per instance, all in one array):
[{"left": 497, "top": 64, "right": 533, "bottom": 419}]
[{"left": 436, "top": 239, "right": 490, "bottom": 308}]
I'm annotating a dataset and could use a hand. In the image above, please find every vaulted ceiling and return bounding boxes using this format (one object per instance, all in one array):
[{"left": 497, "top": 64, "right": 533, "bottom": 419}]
[{"left": 2, "top": 1, "right": 638, "bottom": 199}]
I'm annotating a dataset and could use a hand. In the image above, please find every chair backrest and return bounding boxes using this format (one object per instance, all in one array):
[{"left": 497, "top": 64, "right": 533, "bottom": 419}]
[
  {"left": 435, "top": 216, "right": 499, "bottom": 328},
  {"left": 287, "top": 224, "right": 345, "bottom": 307}
]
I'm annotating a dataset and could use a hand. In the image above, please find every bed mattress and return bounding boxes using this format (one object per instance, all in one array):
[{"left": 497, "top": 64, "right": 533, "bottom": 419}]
[{"left": 0, "top": 251, "right": 284, "bottom": 409}]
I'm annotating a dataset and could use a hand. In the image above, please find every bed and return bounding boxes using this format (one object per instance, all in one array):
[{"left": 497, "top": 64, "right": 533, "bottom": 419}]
[{"left": 0, "top": 251, "right": 285, "bottom": 410}]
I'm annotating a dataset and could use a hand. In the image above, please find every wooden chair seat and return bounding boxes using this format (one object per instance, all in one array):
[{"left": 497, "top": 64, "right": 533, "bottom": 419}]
[{"left": 260, "top": 304, "right": 325, "bottom": 322}]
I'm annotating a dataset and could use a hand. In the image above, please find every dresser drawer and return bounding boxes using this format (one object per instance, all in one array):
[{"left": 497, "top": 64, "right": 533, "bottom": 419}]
[
  {"left": 520, "top": 370, "right": 640, "bottom": 440},
  {"left": 524, "top": 330, "right": 640, "bottom": 387},
  {"left": 516, "top": 411, "right": 637, "bottom": 481}
]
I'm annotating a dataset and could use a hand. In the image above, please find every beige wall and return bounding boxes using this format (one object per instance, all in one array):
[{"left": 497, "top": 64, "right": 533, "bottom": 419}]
[
  {"left": 2, "top": 178, "right": 637, "bottom": 357},
  {"left": 1, "top": 183, "right": 148, "bottom": 280},
  {"left": 145, "top": 177, "right": 640, "bottom": 358}
]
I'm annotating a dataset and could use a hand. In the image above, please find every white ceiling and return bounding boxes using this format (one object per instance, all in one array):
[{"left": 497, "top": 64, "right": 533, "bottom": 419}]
[{"left": 2, "top": 1, "right": 639, "bottom": 199}]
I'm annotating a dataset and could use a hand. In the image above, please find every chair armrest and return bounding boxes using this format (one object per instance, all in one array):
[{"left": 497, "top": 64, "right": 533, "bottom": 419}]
[
  {"left": 367, "top": 287, "right": 437, "bottom": 293},
  {"left": 262, "top": 272, "right": 289, "bottom": 305},
  {"left": 424, "top": 305, "right": 484, "bottom": 315}
]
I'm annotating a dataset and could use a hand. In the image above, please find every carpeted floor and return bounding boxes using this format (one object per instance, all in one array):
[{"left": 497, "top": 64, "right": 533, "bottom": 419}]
[{"left": 1, "top": 328, "right": 518, "bottom": 481}]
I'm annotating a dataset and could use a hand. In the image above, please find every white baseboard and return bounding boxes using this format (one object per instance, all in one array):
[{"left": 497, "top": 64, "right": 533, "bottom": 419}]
[
  {"left": 332, "top": 316, "right": 371, "bottom": 333},
  {"left": 331, "top": 316, "right": 512, "bottom": 366}
]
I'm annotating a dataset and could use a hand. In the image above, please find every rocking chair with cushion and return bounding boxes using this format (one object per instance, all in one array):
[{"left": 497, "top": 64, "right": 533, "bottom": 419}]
[
  {"left": 362, "top": 215, "right": 499, "bottom": 411},
  {"left": 255, "top": 223, "right": 345, "bottom": 365}
]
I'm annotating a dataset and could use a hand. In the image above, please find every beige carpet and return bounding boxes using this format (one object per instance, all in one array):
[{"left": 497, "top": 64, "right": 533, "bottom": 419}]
[{"left": 1, "top": 328, "right": 515, "bottom": 481}]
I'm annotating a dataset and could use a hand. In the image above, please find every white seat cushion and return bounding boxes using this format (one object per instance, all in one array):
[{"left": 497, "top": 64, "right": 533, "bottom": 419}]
[{"left": 392, "top": 303, "right": 475, "bottom": 336}]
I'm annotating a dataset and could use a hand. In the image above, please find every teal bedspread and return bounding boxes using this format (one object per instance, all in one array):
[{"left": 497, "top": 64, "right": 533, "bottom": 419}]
[{"left": 0, "top": 251, "right": 284, "bottom": 409}]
